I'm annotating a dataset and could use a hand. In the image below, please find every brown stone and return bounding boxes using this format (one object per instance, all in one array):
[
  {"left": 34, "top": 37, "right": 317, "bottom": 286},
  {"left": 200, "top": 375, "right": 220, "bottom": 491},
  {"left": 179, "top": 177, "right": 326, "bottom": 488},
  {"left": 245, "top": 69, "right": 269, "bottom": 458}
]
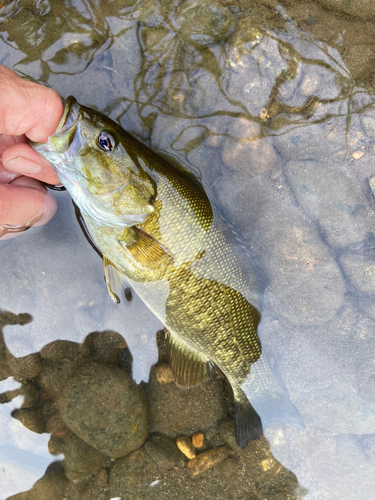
[
  {"left": 187, "top": 447, "right": 231, "bottom": 476},
  {"left": 192, "top": 432, "right": 204, "bottom": 448},
  {"left": 176, "top": 436, "right": 196, "bottom": 459}
]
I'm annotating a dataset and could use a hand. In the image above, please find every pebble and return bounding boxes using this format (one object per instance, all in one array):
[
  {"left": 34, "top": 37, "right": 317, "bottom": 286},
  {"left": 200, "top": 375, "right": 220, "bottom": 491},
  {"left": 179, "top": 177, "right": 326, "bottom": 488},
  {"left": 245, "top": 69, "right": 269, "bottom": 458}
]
[
  {"left": 144, "top": 434, "right": 185, "bottom": 469},
  {"left": 154, "top": 363, "right": 174, "bottom": 384},
  {"left": 176, "top": 436, "right": 196, "bottom": 459},
  {"left": 192, "top": 432, "right": 204, "bottom": 449},
  {"left": 187, "top": 447, "right": 231, "bottom": 476}
]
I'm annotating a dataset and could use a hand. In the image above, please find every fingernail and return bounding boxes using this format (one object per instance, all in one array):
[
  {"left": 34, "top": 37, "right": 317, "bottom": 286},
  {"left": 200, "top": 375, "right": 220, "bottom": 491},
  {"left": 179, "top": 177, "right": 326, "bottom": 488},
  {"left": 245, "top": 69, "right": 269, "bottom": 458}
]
[{"left": 5, "top": 157, "right": 42, "bottom": 175}]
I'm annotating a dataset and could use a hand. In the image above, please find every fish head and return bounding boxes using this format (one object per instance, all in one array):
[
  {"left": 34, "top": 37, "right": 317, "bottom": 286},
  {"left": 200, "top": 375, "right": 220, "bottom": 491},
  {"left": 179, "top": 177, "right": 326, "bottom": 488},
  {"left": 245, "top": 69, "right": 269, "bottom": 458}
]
[{"left": 30, "top": 96, "right": 156, "bottom": 228}]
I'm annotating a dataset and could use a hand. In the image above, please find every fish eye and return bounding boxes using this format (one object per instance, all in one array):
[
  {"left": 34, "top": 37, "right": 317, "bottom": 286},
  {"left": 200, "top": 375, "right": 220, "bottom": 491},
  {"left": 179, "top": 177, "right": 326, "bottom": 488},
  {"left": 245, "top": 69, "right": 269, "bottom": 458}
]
[{"left": 97, "top": 131, "right": 117, "bottom": 152}]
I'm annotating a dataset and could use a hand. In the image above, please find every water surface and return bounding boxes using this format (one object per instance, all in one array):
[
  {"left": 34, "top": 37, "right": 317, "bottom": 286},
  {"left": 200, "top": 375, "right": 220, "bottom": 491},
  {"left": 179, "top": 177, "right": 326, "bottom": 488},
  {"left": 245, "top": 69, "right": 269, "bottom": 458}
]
[{"left": 1, "top": 1, "right": 375, "bottom": 499}]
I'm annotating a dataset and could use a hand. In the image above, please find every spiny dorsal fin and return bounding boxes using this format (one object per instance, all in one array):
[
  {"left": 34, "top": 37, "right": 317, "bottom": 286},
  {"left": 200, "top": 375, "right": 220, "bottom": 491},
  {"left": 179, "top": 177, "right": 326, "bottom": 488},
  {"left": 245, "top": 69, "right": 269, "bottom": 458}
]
[
  {"left": 118, "top": 227, "right": 174, "bottom": 271},
  {"left": 103, "top": 256, "right": 132, "bottom": 304},
  {"left": 166, "top": 333, "right": 214, "bottom": 388}
]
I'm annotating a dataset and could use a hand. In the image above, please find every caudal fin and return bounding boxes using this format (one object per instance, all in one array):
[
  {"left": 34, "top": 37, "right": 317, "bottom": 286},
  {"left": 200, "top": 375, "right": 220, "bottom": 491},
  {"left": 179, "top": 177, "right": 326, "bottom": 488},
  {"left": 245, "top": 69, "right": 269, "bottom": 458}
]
[
  {"left": 249, "top": 389, "right": 304, "bottom": 432},
  {"left": 234, "top": 397, "right": 263, "bottom": 448}
]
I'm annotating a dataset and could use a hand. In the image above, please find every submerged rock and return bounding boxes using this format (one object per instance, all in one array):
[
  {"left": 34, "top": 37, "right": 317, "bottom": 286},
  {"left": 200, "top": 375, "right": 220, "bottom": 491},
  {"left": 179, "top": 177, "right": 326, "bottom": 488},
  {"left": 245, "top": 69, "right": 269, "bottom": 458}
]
[
  {"left": 284, "top": 160, "right": 374, "bottom": 249},
  {"left": 56, "top": 362, "right": 148, "bottom": 458},
  {"left": 48, "top": 432, "right": 110, "bottom": 480},
  {"left": 144, "top": 434, "right": 185, "bottom": 469},
  {"left": 145, "top": 364, "right": 230, "bottom": 437},
  {"left": 214, "top": 171, "right": 345, "bottom": 326},
  {"left": 340, "top": 250, "right": 375, "bottom": 293}
]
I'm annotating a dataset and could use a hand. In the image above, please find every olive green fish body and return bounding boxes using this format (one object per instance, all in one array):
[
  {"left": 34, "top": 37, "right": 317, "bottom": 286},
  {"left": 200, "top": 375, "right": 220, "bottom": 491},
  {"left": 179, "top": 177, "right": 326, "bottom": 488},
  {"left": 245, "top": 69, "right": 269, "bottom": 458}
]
[{"left": 30, "top": 96, "right": 303, "bottom": 447}]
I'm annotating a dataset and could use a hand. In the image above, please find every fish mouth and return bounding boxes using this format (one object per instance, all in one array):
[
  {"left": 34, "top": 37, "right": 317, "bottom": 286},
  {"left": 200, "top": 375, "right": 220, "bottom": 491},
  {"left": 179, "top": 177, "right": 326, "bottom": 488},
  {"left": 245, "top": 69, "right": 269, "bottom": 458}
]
[{"left": 55, "top": 96, "right": 80, "bottom": 134}]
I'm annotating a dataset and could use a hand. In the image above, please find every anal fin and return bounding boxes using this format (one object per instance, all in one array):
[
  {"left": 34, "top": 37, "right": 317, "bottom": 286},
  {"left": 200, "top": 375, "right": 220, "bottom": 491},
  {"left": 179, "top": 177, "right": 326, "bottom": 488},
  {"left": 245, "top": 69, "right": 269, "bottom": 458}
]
[{"left": 166, "top": 333, "right": 214, "bottom": 388}]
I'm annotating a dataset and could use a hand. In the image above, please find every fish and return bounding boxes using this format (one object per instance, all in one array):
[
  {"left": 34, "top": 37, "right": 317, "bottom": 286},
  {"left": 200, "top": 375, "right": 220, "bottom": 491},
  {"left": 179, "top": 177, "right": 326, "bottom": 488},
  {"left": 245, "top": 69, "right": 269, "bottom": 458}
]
[{"left": 30, "top": 96, "right": 303, "bottom": 447}]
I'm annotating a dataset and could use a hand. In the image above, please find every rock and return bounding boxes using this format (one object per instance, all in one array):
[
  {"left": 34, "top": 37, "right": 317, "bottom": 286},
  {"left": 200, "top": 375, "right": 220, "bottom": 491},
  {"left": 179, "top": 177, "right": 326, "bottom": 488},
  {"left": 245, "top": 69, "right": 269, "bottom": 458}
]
[
  {"left": 258, "top": 301, "right": 375, "bottom": 435},
  {"left": 219, "top": 419, "right": 242, "bottom": 452},
  {"left": 38, "top": 361, "right": 73, "bottom": 400},
  {"left": 316, "top": 0, "right": 375, "bottom": 21},
  {"left": 187, "top": 447, "right": 231, "bottom": 476},
  {"left": 8, "top": 353, "right": 43, "bottom": 381},
  {"left": 48, "top": 432, "right": 110, "bottom": 479},
  {"left": 45, "top": 411, "right": 69, "bottom": 435},
  {"left": 192, "top": 432, "right": 204, "bottom": 448},
  {"left": 144, "top": 434, "right": 185, "bottom": 469},
  {"left": 266, "top": 426, "right": 375, "bottom": 500},
  {"left": 284, "top": 160, "right": 374, "bottom": 249},
  {"left": 40, "top": 340, "right": 80, "bottom": 362},
  {"left": 173, "top": 0, "right": 235, "bottom": 45},
  {"left": 361, "top": 114, "right": 375, "bottom": 140},
  {"left": 81, "top": 330, "right": 128, "bottom": 366},
  {"left": 221, "top": 118, "right": 278, "bottom": 174},
  {"left": 214, "top": 171, "right": 345, "bottom": 326},
  {"left": 176, "top": 436, "right": 196, "bottom": 459},
  {"left": 358, "top": 293, "right": 375, "bottom": 320},
  {"left": 18, "top": 383, "right": 39, "bottom": 408},
  {"left": 154, "top": 363, "right": 174, "bottom": 384},
  {"left": 145, "top": 365, "right": 230, "bottom": 437},
  {"left": 340, "top": 250, "right": 375, "bottom": 293},
  {"left": 272, "top": 119, "right": 347, "bottom": 162},
  {"left": 56, "top": 362, "right": 148, "bottom": 458},
  {"left": 11, "top": 408, "right": 45, "bottom": 434},
  {"left": 7, "top": 461, "right": 68, "bottom": 500}
]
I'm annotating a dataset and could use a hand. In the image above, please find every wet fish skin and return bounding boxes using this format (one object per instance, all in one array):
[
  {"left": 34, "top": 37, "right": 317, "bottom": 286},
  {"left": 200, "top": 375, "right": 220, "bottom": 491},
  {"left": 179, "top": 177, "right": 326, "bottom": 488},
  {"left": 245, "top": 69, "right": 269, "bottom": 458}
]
[{"left": 30, "top": 96, "right": 302, "bottom": 447}]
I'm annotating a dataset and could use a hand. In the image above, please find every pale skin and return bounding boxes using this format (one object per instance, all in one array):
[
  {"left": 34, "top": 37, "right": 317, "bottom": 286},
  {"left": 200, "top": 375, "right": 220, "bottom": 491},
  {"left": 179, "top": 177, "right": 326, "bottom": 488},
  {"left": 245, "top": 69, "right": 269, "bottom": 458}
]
[{"left": 0, "top": 65, "right": 63, "bottom": 239}]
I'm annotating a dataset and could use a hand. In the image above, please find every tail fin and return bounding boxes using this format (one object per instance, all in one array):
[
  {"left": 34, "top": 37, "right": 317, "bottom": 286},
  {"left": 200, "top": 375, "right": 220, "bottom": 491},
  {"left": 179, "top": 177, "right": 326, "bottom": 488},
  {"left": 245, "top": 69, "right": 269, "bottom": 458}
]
[
  {"left": 234, "top": 394, "right": 263, "bottom": 448},
  {"left": 249, "top": 389, "right": 304, "bottom": 432},
  {"left": 241, "top": 354, "right": 304, "bottom": 433}
]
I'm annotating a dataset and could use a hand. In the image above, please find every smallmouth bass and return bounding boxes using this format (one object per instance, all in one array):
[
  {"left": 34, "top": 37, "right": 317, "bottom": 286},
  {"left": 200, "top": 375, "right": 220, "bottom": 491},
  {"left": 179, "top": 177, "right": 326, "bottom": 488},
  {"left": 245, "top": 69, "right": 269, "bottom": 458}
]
[{"left": 30, "top": 96, "right": 302, "bottom": 447}]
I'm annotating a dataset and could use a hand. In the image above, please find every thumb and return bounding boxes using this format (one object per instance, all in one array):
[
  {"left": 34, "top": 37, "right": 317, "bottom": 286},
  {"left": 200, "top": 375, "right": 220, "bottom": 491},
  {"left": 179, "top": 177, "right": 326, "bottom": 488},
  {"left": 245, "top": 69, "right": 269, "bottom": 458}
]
[{"left": 0, "top": 65, "right": 63, "bottom": 143}]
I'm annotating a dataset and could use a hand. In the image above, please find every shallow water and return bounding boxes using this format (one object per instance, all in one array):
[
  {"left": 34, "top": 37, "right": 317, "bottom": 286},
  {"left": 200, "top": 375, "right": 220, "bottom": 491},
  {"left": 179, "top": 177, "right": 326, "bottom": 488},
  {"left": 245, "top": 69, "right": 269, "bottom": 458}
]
[{"left": 1, "top": 0, "right": 375, "bottom": 498}]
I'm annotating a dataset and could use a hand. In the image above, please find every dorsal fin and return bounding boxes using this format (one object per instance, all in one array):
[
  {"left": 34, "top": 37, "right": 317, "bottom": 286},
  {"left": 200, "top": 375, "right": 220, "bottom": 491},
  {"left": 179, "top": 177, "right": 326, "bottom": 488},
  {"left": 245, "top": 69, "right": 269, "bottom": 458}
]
[
  {"left": 118, "top": 227, "right": 174, "bottom": 271},
  {"left": 166, "top": 333, "right": 214, "bottom": 388}
]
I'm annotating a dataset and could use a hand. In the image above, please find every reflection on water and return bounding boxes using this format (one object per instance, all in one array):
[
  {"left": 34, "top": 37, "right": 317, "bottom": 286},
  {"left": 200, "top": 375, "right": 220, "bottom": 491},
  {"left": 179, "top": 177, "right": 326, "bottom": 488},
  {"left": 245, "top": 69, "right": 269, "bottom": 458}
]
[{"left": 0, "top": 0, "right": 375, "bottom": 499}]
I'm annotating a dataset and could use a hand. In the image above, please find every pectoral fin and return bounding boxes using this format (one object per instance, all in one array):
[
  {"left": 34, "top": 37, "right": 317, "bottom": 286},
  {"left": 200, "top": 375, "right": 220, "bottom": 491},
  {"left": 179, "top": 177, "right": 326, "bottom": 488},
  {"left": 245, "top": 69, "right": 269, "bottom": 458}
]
[
  {"left": 103, "top": 256, "right": 132, "bottom": 304},
  {"left": 118, "top": 227, "right": 174, "bottom": 271},
  {"left": 166, "top": 333, "right": 214, "bottom": 388}
]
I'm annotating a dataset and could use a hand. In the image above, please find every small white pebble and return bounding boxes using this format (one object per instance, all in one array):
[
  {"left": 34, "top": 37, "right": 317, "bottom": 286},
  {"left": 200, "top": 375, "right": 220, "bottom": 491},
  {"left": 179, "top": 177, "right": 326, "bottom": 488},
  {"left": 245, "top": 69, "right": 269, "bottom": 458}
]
[
  {"left": 110, "top": 498, "right": 122, "bottom": 500},
  {"left": 149, "top": 480, "right": 161, "bottom": 487}
]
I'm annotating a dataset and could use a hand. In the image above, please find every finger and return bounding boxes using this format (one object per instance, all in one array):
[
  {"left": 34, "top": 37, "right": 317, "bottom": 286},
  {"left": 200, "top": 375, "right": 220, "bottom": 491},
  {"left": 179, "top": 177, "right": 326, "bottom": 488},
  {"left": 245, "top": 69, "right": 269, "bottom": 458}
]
[
  {"left": 2, "top": 143, "right": 60, "bottom": 185},
  {"left": 0, "top": 177, "right": 57, "bottom": 237},
  {"left": 0, "top": 65, "right": 64, "bottom": 142}
]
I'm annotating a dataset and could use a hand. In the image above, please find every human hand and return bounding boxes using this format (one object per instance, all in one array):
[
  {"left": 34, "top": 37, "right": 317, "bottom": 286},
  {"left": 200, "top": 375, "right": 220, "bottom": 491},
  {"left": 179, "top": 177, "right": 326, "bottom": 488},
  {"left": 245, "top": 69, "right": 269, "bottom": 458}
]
[{"left": 0, "top": 65, "right": 63, "bottom": 240}]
